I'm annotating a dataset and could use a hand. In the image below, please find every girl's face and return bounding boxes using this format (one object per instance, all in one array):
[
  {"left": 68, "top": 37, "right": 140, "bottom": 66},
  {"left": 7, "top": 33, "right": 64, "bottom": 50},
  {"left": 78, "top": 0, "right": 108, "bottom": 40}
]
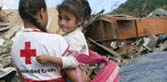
[{"left": 58, "top": 10, "right": 79, "bottom": 33}]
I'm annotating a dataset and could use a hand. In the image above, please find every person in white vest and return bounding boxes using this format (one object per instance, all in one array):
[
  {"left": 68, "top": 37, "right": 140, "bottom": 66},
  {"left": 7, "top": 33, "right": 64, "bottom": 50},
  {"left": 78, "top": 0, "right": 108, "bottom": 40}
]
[{"left": 11, "top": 0, "right": 80, "bottom": 82}]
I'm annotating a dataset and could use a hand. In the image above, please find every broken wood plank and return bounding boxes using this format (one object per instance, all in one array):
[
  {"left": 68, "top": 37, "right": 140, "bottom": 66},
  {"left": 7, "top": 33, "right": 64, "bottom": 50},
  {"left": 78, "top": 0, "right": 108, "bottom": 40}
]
[
  {"left": 0, "top": 26, "right": 10, "bottom": 32},
  {"left": 136, "top": 16, "right": 167, "bottom": 37},
  {"left": 88, "top": 37, "right": 122, "bottom": 59},
  {"left": 0, "top": 22, "right": 10, "bottom": 27},
  {"left": 86, "top": 16, "right": 167, "bottom": 41}
]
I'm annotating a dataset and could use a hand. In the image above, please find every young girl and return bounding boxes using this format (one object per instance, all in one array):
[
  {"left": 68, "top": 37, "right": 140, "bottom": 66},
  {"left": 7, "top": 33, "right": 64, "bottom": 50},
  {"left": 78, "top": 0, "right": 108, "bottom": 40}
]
[
  {"left": 58, "top": 0, "right": 90, "bottom": 81},
  {"left": 11, "top": 0, "right": 80, "bottom": 82},
  {"left": 36, "top": 0, "right": 91, "bottom": 82}
]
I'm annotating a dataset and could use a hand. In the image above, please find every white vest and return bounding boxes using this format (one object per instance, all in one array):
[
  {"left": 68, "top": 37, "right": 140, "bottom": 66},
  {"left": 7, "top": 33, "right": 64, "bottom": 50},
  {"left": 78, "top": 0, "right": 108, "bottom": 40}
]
[
  {"left": 64, "top": 28, "right": 89, "bottom": 56},
  {"left": 11, "top": 28, "right": 68, "bottom": 80}
]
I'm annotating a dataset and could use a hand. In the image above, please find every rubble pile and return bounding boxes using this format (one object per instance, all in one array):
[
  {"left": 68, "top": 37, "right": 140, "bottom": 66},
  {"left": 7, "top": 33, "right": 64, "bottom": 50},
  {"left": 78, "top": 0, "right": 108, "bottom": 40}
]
[
  {"left": 85, "top": 8, "right": 167, "bottom": 66},
  {"left": 111, "top": 34, "right": 167, "bottom": 59},
  {"left": 0, "top": 8, "right": 18, "bottom": 82},
  {"left": 109, "top": 8, "right": 167, "bottom": 64},
  {"left": 119, "top": 9, "right": 167, "bottom": 82}
]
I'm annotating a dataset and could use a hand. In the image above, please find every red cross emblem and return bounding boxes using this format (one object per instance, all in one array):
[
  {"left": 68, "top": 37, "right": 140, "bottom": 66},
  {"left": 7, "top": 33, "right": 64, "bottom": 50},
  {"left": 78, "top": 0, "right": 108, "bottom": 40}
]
[{"left": 20, "top": 42, "right": 36, "bottom": 64}]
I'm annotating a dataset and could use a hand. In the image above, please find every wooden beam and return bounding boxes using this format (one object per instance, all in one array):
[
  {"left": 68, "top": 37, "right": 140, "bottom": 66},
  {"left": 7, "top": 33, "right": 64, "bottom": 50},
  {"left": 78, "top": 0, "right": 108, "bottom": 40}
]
[{"left": 88, "top": 37, "right": 122, "bottom": 59}]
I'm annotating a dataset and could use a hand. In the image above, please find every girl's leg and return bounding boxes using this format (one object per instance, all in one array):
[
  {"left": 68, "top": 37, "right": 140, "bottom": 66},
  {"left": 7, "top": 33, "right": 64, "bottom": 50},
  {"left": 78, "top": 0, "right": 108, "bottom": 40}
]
[{"left": 64, "top": 68, "right": 90, "bottom": 82}]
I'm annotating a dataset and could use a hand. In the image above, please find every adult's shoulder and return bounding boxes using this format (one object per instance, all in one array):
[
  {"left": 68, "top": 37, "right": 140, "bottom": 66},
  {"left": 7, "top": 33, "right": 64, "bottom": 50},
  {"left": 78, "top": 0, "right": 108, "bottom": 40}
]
[{"left": 35, "top": 32, "right": 64, "bottom": 39}]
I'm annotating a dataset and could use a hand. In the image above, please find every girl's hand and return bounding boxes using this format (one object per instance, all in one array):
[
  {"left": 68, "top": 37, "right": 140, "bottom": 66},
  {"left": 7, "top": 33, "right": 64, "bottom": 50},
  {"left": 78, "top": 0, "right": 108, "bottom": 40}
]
[{"left": 36, "top": 55, "right": 50, "bottom": 64}]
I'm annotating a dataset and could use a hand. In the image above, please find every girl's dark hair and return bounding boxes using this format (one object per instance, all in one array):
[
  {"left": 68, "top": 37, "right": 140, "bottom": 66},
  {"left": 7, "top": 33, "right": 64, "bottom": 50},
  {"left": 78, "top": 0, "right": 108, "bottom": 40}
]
[
  {"left": 57, "top": 0, "right": 85, "bottom": 21},
  {"left": 19, "top": 0, "right": 47, "bottom": 32},
  {"left": 80, "top": 0, "right": 91, "bottom": 19}
]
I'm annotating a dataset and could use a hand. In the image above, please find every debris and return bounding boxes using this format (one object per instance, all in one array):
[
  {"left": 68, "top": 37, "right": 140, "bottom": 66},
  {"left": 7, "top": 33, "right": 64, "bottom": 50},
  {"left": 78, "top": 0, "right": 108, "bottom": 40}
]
[
  {"left": 0, "top": 8, "right": 18, "bottom": 82},
  {"left": 84, "top": 8, "right": 167, "bottom": 66},
  {"left": 147, "top": 8, "right": 167, "bottom": 17}
]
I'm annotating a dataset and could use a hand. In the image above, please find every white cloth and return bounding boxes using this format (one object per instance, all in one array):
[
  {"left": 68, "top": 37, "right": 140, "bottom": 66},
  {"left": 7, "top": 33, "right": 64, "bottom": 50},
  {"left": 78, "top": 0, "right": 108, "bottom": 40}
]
[
  {"left": 64, "top": 28, "right": 89, "bottom": 56},
  {"left": 64, "top": 28, "right": 89, "bottom": 74},
  {"left": 11, "top": 28, "right": 79, "bottom": 80}
]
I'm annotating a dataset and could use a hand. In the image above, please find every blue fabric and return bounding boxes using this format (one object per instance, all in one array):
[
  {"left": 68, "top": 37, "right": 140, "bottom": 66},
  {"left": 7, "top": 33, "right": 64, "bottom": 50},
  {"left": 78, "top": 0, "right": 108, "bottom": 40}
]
[{"left": 120, "top": 51, "right": 167, "bottom": 82}]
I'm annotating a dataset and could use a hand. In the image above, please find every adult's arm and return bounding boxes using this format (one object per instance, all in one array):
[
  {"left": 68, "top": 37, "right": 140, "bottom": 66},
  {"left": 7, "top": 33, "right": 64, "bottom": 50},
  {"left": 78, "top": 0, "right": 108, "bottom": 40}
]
[{"left": 36, "top": 54, "right": 79, "bottom": 69}]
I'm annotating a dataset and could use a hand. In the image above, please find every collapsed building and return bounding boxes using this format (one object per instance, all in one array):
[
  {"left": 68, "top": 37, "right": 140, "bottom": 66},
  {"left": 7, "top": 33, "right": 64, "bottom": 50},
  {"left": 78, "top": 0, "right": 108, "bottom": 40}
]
[
  {"left": 84, "top": 8, "right": 167, "bottom": 82},
  {"left": 119, "top": 9, "right": 167, "bottom": 82},
  {"left": 82, "top": 9, "right": 167, "bottom": 68}
]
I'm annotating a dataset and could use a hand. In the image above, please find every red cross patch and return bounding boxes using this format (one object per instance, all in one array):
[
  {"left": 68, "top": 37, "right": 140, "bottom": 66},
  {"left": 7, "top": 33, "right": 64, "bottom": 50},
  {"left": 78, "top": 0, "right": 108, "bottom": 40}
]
[{"left": 20, "top": 42, "right": 36, "bottom": 64}]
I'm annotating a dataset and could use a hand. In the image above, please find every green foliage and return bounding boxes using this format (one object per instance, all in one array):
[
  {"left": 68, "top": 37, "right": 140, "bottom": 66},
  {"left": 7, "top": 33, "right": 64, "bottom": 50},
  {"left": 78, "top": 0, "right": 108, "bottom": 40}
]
[{"left": 112, "top": 0, "right": 167, "bottom": 16}]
